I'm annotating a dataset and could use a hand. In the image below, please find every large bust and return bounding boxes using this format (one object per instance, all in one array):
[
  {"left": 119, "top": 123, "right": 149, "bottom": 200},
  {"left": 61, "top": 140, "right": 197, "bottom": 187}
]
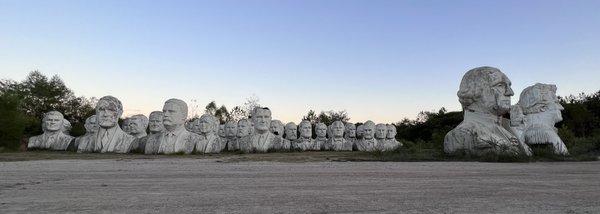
[
  {"left": 75, "top": 115, "right": 99, "bottom": 153},
  {"left": 283, "top": 122, "right": 297, "bottom": 150},
  {"left": 194, "top": 114, "right": 224, "bottom": 154},
  {"left": 28, "top": 111, "right": 74, "bottom": 151},
  {"left": 146, "top": 99, "right": 198, "bottom": 154},
  {"left": 314, "top": 122, "right": 328, "bottom": 149},
  {"left": 444, "top": 66, "right": 531, "bottom": 156},
  {"left": 323, "top": 121, "right": 352, "bottom": 151},
  {"left": 125, "top": 114, "right": 149, "bottom": 152},
  {"left": 223, "top": 120, "right": 238, "bottom": 151},
  {"left": 344, "top": 123, "right": 357, "bottom": 143},
  {"left": 292, "top": 120, "right": 317, "bottom": 151},
  {"left": 94, "top": 96, "right": 136, "bottom": 153},
  {"left": 269, "top": 120, "right": 287, "bottom": 150},
  {"left": 514, "top": 83, "right": 568, "bottom": 155},
  {"left": 384, "top": 124, "right": 402, "bottom": 151},
  {"left": 244, "top": 107, "right": 281, "bottom": 152},
  {"left": 139, "top": 111, "right": 165, "bottom": 154},
  {"left": 232, "top": 119, "right": 252, "bottom": 151},
  {"left": 356, "top": 121, "right": 377, "bottom": 151}
]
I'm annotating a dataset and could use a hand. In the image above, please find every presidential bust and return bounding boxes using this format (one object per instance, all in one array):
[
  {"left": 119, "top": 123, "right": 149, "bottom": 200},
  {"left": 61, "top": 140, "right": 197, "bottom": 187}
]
[
  {"left": 344, "top": 123, "right": 357, "bottom": 145},
  {"left": 283, "top": 122, "right": 297, "bottom": 150},
  {"left": 292, "top": 120, "right": 317, "bottom": 151},
  {"left": 94, "top": 96, "right": 136, "bottom": 153},
  {"left": 356, "top": 121, "right": 377, "bottom": 151},
  {"left": 146, "top": 99, "right": 198, "bottom": 154},
  {"left": 444, "top": 66, "right": 531, "bottom": 156},
  {"left": 75, "top": 115, "right": 99, "bottom": 153},
  {"left": 125, "top": 114, "right": 149, "bottom": 152},
  {"left": 231, "top": 119, "right": 252, "bottom": 151},
  {"left": 384, "top": 124, "right": 402, "bottom": 151},
  {"left": 194, "top": 114, "right": 224, "bottom": 154},
  {"left": 514, "top": 83, "right": 569, "bottom": 155},
  {"left": 243, "top": 107, "right": 282, "bottom": 153},
  {"left": 269, "top": 119, "right": 287, "bottom": 150},
  {"left": 139, "top": 111, "right": 165, "bottom": 154},
  {"left": 323, "top": 121, "right": 352, "bottom": 151},
  {"left": 223, "top": 120, "right": 237, "bottom": 151},
  {"left": 28, "top": 111, "right": 74, "bottom": 151},
  {"left": 314, "top": 122, "right": 328, "bottom": 150}
]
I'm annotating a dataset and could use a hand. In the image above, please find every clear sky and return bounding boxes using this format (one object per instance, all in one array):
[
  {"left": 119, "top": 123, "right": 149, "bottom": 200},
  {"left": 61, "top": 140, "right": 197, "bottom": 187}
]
[{"left": 1, "top": 0, "right": 599, "bottom": 123}]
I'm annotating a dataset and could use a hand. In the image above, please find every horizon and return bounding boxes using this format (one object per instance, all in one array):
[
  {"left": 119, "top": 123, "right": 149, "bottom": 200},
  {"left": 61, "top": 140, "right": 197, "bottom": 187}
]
[{"left": 2, "top": 0, "right": 600, "bottom": 123}]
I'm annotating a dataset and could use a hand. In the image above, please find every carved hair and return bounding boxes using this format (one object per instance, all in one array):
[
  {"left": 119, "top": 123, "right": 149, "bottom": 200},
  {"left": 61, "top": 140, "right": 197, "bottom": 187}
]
[
  {"left": 149, "top": 111, "right": 164, "bottom": 119},
  {"left": 131, "top": 114, "right": 149, "bottom": 128},
  {"left": 457, "top": 66, "right": 502, "bottom": 109},
  {"left": 517, "top": 83, "right": 558, "bottom": 115},
  {"left": 97, "top": 96, "right": 123, "bottom": 117},
  {"left": 199, "top": 113, "right": 219, "bottom": 133},
  {"left": 165, "top": 98, "right": 188, "bottom": 119}
]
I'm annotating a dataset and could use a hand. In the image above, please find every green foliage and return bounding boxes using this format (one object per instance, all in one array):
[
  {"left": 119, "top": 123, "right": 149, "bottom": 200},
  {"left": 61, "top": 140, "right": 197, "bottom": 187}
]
[
  {"left": 0, "top": 71, "right": 96, "bottom": 151},
  {"left": 0, "top": 93, "right": 30, "bottom": 150},
  {"left": 302, "top": 110, "right": 350, "bottom": 126}
]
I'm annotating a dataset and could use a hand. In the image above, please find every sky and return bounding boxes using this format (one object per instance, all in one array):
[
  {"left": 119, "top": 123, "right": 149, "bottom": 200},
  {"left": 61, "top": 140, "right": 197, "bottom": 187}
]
[{"left": 1, "top": 0, "right": 600, "bottom": 123}]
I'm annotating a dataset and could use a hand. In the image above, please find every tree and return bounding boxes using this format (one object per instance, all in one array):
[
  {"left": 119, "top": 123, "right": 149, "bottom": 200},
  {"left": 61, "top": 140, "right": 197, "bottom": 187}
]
[{"left": 302, "top": 110, "right": 350, "bottom": 125}]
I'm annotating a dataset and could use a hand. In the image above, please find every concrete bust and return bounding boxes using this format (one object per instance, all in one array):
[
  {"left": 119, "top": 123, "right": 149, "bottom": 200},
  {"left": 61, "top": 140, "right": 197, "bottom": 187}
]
[
  {"left": 314, "top": 122, "right": 328, "bottom": 150},
  {"left": 323, "top": 121, "right": 352, "bottom": 151},
  {"left": 28, "top": 111, "right": 74, "bottom": 151},
  {"left": 292, "top": 120, "right": 317, "bottom": 151},
  {"left": 244, "top": 107, "right": 281, "bottom": 153},
  {"left": 444, "top": 67, "right": 531, "bottom": 157},
  {"left": 93, "top": 96, "right": 136, "bottom": 153},
  {"left": 194, "top": 114, "right": 224, "bottom": 154},
  {"left": 139, "top": 111, "right": 165, "bottom": 154},
  {"left": 356, "top": 121, "right": 377, "bottom": 151},
  {"left": 75, "top": 115, "right": 99, "bottom": 153},
  {"left": 146, "top": 99, "right": 198, "bottom": 154},
  {"left": 514, "top": 83, "right": 568, "bottom": 155}
]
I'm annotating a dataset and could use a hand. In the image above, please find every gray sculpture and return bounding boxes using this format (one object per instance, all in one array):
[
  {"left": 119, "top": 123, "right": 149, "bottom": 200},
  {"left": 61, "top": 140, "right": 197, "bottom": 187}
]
[
  {"left": 323, "top": 121, "right": 352, "bottom": 151},
  {"left": 75, "top": 115, "right": 99, "bottom": 153},
  {"left": 283, "top": 122, "right": 297, "bottom": 150},
  {"left": 231, "top": 119, "right": 252, "bottom": 151},
  {"left": 139, "top": 111, "right": 165, "bottom": 154},
  {"left": 128, "top": 114, "right": 148, "bottom": 138},
  {"left": 121, "top": 117, "right": 132, "bottom": 135},
  {"left": 218, "top": 124, "right": 226, "bottom": 139},
  {"left": 514, "top": 83, "right": 569, "bottom": 155},
  {"left": 28, "top": 111, "right": 74, "bottom": 151},
  {"left": 62, "top": 119, "right": 71, "bottom": 135},
  {"left": 270, "top": 119, "right": 287, "bottom": 150},
  {"left": 223, "top": 121, "right": 238, "bottom": 151},
  {"left": 384, "top": 124, "right": 402, "bottom": 151},
  {"left": 243, "top": 107, "right": 281, "bottom": 152},
  {"left": 194, "top": 114, "right": 224, "bottom": 154},
  {"left": 315, "top": 122, "right": 328, "bottom": 150},
  {"left": 356, "top": 121, "right": 377, "bottom": 151},
  {"left": 94, "top": 96, "right": 135, "bottom": 153},
  {"left": 444, "top": 66, "right": 532, "bottom": 156},
  {"left": 292, "top": 120, "right": 316, "bottom": 151},
  {"left": 356, "top": 124, "right": 365, "bottom": 140},
  {"left": 146, "top": 99, "right": 197, "bottom": 154}
]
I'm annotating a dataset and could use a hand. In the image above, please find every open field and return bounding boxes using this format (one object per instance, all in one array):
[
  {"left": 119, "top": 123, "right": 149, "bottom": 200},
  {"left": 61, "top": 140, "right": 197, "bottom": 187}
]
[{"left": 1, "top": 152, "right": 599, "bottom": 213}]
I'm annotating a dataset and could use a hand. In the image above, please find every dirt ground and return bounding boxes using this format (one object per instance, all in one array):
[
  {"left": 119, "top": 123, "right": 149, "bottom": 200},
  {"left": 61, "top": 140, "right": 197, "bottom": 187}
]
[{"left": 1, "top": 152, "right": 599, "bottom": 213}]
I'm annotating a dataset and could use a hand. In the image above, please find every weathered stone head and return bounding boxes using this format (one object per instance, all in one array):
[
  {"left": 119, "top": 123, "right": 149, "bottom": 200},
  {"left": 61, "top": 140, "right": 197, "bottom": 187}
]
[
  {"left": 457, "top": 66, "right": 515, "bottom": 116},
  {"left": 237, "top": 119, "right": 252, "bottom": 138},
  {"left": 331, "top": 121, "right": 345, "bottom": 138},
  {"left": 284, "top": 122, "right": 298, "bottom": 140},
  {"left": 299, "top": 120, "right": 312, "bottom": 139},
  {"left": 162, "top": 98, "right": 188, "bottom": 131},
  {"left": 518, "top": 83, "right": 564, "bottom": 124},
  {"left": 356, "top": 124, "right": 365, "bottom": 139},
  {"left": 121, "top": 118, "right": 132, "bottom": 134},
  {"left": 386, "top": 124, "right": 397, "bottom": 140},
  {"left": 252, "top": 107, "right": 272, "bottom": 134},
  {"left": 84, "top": 115, "right": 99, "bottom": 134},
  {"left": 315, "top": 123, "right": 327, "bottom": 138},
  {"left": 362, "top": 121, "right": 375, "bottom": 140},
  {"left": 225, "top": 121, "right": 237, "bottom": 138},
  {"left": 129, "top": 114, "right": 149, "bottom": 138},
  {"left": 375, "top": 123, "right": 387, "bottom": 140},
  {"left": 218, "top": 124, "right": 225, "bottom": 137},
  {"left": 270, "top": 120, "right": 284, "bottom": 136},
  {"left": 96, "top": 96, "right": 123, "bottom": 129},
  {"left": 42, "top": 111, "right": 65, "bottom": 133},
  {"left": 344, "top": 123, "right": 356, "bottom": 138},
  {"left": 62, "top": 119, "right": 72, "bottom": 135},
  {"left": 148, "top": 111, "right": 165, "bottom": 134},
  {"left": 198, "top": 114, "right": 218, "bottom": 135}
]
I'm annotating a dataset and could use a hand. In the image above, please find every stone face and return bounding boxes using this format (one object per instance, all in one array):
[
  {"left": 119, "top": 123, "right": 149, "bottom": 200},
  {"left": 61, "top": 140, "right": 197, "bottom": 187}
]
[
  {"left": 322, "top": 121, "right": 352, "bottom": 151},
  {"left": 513, "top": 83, "right": 569, "bottom": 155},
  {"left": 356, "top": 124, "right": 365, "bottom": 140},
  {"left": 244, "top": 107, "right": 281, "bottom": 152},
  {"left": 129, "top": 114, "right": 148, "bottom": 139},
  {"left": 356, "top": 121, "right": 378, "bottom": 151},
  {"left": 314, "top": 122, "right": 328, "bottom": 149},
  {"left": 135, "top": 111, "right": 165, "bottom": 153},
  {"left": 230, "top": 119, "right": 252, "bottom": 151},
  {"left": 444, "top": 67, "right": 532, "bottom": 157},
  {"left": 75, "top": 115, "right": 99, "bottom": 153},
  {"left": 292, "top": 120, "right": 318, "bottom": 151},
  {"left": 382, "top": 124, "right": 402, "bottom": 151},
  {"left": 93, "top": 96, "right": 136, "bottom": 153},
  {"left": 195, "top": 114, "right": 224, "bottom": 154},
  {"left": 28, "top": 111, "right": 74, "bottom": 151},
  {"left": 150, "top": 99, "right": 197, "bottom": 155}
]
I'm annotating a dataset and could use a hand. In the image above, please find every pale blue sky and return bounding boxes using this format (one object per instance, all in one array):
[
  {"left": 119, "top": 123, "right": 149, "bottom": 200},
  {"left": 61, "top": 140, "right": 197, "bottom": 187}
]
[{"left": 1, "top": 0, "right": 599, "bottom": 123}]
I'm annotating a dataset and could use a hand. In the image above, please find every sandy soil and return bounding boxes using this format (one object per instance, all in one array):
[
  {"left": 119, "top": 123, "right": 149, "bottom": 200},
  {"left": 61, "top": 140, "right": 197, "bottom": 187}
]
[{"left": 0, "top": 154, "right": 598, "bottom": 213}]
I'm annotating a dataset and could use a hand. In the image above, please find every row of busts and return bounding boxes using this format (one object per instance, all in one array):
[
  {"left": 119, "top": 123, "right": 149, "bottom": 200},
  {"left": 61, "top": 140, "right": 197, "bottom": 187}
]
[
  {"left": 27, "top": 96, "right": 402, "bottom": 154},
  {"left": 444, "top": 66, "right": 569, "bottom": 157}
]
